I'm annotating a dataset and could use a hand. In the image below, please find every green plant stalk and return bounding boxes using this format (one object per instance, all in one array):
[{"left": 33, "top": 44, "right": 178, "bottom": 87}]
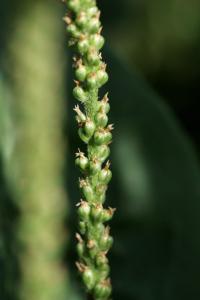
[{"left": 63, "top": 1, "right": 115, "bottom": 299}]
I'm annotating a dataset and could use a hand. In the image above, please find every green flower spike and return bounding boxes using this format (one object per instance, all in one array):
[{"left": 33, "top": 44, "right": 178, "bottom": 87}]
[{"left": 63, "top": 0, "right": 115, "bottom": 299}]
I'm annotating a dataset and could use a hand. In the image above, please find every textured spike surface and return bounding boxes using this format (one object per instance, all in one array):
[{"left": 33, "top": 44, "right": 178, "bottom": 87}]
[{"left": 63, "top": 1, "right": 115, "bottom": 299}]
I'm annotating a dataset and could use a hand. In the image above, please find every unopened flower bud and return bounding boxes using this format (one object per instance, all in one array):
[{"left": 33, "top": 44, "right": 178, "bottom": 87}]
[
  {"left": 101, "top": 207, "right": 116, "bottom": 223},
  {"left": 87, "top": 17, "right": 101, "bottom": 33},
  {"left": 75, "top": 64, "right": 87, "bottom": 81},
  {"left": 96, "top": 69, "right": 108, "bottom": 87},
  {"left": 94, "top": 129, "right": 112, "bottom": 145},
  {"left": 78, "top": 128, "right": 90, "bottom": 143},
  {"left": 99, "top": 227, "right": 113, "bottom": 251},
  {"left": 67, "top": 23, "right": 80, "bottom": 38},
  {"left": 86, "top": 73, "right": 98, "bottom": 89},
  {"left": 94, "top": 280, "right": 112, "bottom": 299},
  {"left": 78, "top": 221, "right": 86, "bottom": 234},
  {"left": 91, "top": 204, "right": 103, "bottom": 222},
  {"left": 76, "top": 241, "right": 85, "bottom": 257},
  {"left": 77, "top": 200, "right": 91, "bottom": 219},
  {"left": 76, "top": 11, "right": 88, "bottom": 27},
  {"left": 87, "top": 50, "right": 100, "bottom": 65},
  {"left": 98, "top": 94, "right": 110, "bottom": 113},
  {"left": 83, "top": 118, "right": 96, "bottom": 137},
  {"left": 90, "top": 34, "right": 105, "bottom": 50},
  {"left": 95, "top": 111, "right": 108, "bottom": 128},
  {"left": 75, "top": 151, "right": 89, "bottom": 171},
  {"left": 99, "top": 162, "right": 112, "bottom": 184},
  {"left": 96, "top": 144, "right": 110, "bottom": 162},
  {"left": 67, "top": 0, "right": 80, "bottom": 13},
  {"left": 73, "top": 86, "right": 87, "bottom": 102},
  {"left": 77, "top": 38, "right": 90, "bottom": 54},
  {"left": 89, "top": 158, "right": 101, "bottom": 175},
  {"left": 82, "top": 268, "right": 96, "bottom": 290},
  {"left": 79, "top": 179, "right": 95, "bottom": 202}
]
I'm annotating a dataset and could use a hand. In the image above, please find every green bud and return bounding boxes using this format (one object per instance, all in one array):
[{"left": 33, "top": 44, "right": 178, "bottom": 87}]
[
  {"left": 73, "top": 86, "right": 87, "bottom": 102},
  {"left": 80, "top": 180, "right": 95, "bottom": 202},
  {"left": 95, "top": 112, "right": 108, "bottom": 128},
  {"left": 67, "top": 24, "right": 80, "bottom": 38},
  {"left": 75, "top": 65, "right": 87, "bottom": 81},
  {"left": 94, "top": 129, "right": 112, "bottom": 145},
  {"left": 87, "top": 7, "right": 99, "bottom": 17},
  {"left": 75, "top": 154, "right": 89, "bottom": 171},
  {"left": 96, "top": 69, "right": 109, "bottom": 87},
  {"left": 94, "top": 281, "right": 112, "bottom": 299},
  {"left": 96, "top": 144, "right": 110, "bottom": 162},
  {"left": 90, "top": 34, "right": 105, "bottom": 50},
  {"left": 82, "top": 268, "right": 96, "bottom": 290},
  {"left": 67, "top": 0, "right": 80, "bottom": 12},
  {"left": 89, "top": 159, "right": 101, "bottom": 175},
  {"left": 99, "top": 166, "right": 112, "bottom": 184},
  {"left": 101, "top": 207, "right": 116, "bottom": 223},
  {"left": 91, "top": 204, "right": 103, "bottom": 222},
  {"left": 76, "top": 242, "right": 85, "bottom": 257},
  {"left": 87, "top": 240, "right": 98, "bottom": 259},
  {"left": 96, "top": 253, "right": 108, "bottom": 267},
  {"left": 78, "top": 128, "right": 90, "bottom": 143},
  {"left": 86, "top": 73, "right": 98, "bottom": 89},
  {"left": 83, "top": 119, "right": 96, "bottom": 137},
  {"left": 99, "top": 229, "right": 113, "bottom": 251},
  {"left": 98, "top": 94, "right": 110, "bottom": 113},
  {"left": 77, "top": 38, "right": 90, "bottom": 54},
  {"left": 87, "top": 17, "right": 101, "bottom": 33},
  {"left": 77, "top": 200, "right": 91, "bottom": 219},
  {"left": 76, "top": 12, "right": 88, "bottom": 27},
  {"left": 87, "top": 50, "right": 100, "bottom": 65},
  {"left": 79, "top": 221, "right": 86, "bottom": 234}
]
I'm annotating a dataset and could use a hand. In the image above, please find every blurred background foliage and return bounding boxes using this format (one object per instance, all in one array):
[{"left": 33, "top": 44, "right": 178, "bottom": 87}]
[{"left": 1, "top": 0, "right": 200, "bottom": 300}]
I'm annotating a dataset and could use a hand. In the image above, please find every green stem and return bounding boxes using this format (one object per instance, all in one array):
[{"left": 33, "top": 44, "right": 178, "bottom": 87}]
[{"left": 63, "top": 1, "right": 115, "bottom": 300}]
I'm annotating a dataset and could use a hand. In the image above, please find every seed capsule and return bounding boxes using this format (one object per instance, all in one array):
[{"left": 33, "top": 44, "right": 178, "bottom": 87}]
[
  {"left": 101, "top": 207, "right": 116, "bottom": 222},
  {"left": 98, "top": 94, "right": 110, "bottom": 113},
  {"left": 78, "top": 221, "right": 86, "bottom": 234},
  {"left": 87, "top": 50, "right": 100, "bottom": 65},
  {"left": 95, "top": 111, "right": 108, "bottom": 128},
  {"left": 95, "top": 253, "right": 108, "bottom": 267},
  {"left": 66, "top": 24, "right": 80, "bottom": 38},
  {"left": 96, "top": 69, "right": 109, "bottom": 87},
  {"left": 79, "top": 179, "right": 95, "bottom": 202},
  {"left": 82, "top": 268, "right": 96, "bottom": 290},
  {"left": 73, "top": 86, "right": 87, "bottom": 102},
  {"left": 99, "top": 163, "right": 112, "bottom": 184},
  {"left": 76, "top": 241, "right": 85, "bottom": 257},
  {"left": 67, "top": 0, "right": 80, "bottom": 12},
  {"left": 91, "top": 204, "right": 103, "bottom": 222},
  {"left": 77, "top": 38, "right": 90, "bottom": 54},
  {"left": 86, "top": 73, "right": 98, "bottom": 89},
  {"left": 75, "top": 151, "right": 89, "bottom": 171},
  {"left": 94, "top": 281, "right": 112, "bottom": 299},
  {"left": 96, "top": 144, "right": 110, "bottom": 162},
  {"left": 87, "top": 17, "right": 101, "bottom": 33},
  {"left": 89, "top": 158, "right": 101, "bottom": 175},
  {"left": 94, "top": 129, "right": 112, "bottom": 145},
  {"left": 78, "top": 128, "right": 90, "bottom": 144},
  {"left": 77, "top": 200, "right": 91, "bottom": 219},
  {"left": 100, "top": 229, "right": 113, "bottom": 251},
  {"left": 84, "top": 119, "right": 96, "bottom": 137},
  {"left": 75, "top": 65, "right": 87, "bottom": 82},
  {"left": 76, "top": 12, "right": 88, "bottom": 27},
  {"left": 90, "top": 34, "right": 105, "bottom": 50}
]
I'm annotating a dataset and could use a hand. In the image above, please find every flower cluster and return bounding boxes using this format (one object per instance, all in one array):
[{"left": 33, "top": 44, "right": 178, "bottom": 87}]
[{"left": 63, "top": 0, "right": 115, "bottom": 299}]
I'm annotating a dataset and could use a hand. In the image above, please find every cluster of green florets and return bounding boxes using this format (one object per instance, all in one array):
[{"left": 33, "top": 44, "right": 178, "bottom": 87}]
[{"left": 64, "top": 0, "right": 115, "bottom": 299}]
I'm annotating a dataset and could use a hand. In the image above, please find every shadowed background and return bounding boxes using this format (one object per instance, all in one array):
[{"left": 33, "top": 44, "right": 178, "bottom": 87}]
[{"left": 1, "top": 1, "right": 200, "bottom": 300}]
